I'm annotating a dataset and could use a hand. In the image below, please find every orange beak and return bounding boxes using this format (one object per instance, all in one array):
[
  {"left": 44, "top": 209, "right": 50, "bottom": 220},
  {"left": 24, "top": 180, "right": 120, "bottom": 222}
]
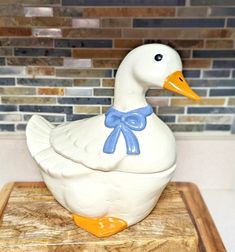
[{"left": 163, "top": 71, "right": 200, "bottom": 101}]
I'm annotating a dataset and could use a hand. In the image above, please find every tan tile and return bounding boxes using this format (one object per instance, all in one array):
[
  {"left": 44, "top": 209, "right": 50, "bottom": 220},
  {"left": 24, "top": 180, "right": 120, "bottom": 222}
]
[
  {"left": 73, "top": 79, "right": 100, "bottom": 87},
  {"left": 0, "top": 87, "right": 35, "bottom": 95},
  {"left": 177, "top": 7, "right": 208, "bottom": 17},
  {"left": 101, "top": 18, "right": 132, "bottom": 28},
  {"left": 74, "top": 106, "right": 100, "bottom": 114},
  {"left": 1, "top": 96, "right": 56, "bottom": 104},
  {"left": 8, "top": 58, "right": 63, "bottom": 66},
  {"left": 38, "top": 87, "right": 64, "bottom": 96},
  {"left": 102, "top": 79, "right": 115, "bottom": 87},
  {"left": 27, "top": 67, "right": 55, "bottom": 76},
  {"left": 114, "top": 39, "right": 143, "bottom": 48},
  {"left": 178, "top": 115, "right": 232, "bottom": 123},
  {"left": 84, "top": 8, "right": 175, "bottom": 17},
  {"left": 101, "top": 106, "right": 111, "bottom": 113},
  {"left": 228, "top": 98, "right": 235, "bottom": 105},
  {"left": 171, "top": 98, "right": 225, "bottom": 106},
  {"left": 93, "top": 59, "right": 121, "bottom": 68},
  {"left": 56, "top": 69, "right": 111, "bottom": 78},
  {"left": 205, "top": 40, "right": 234, "bottom": 48},
  {"left": 183, "top": 59, "right": 211, "bottom": 68},
  {"left": 73, "top": 49, "right": 129, "bottom": 58},
  {"left": 32, "top": 17, "right": 71, "bottom": 27}
]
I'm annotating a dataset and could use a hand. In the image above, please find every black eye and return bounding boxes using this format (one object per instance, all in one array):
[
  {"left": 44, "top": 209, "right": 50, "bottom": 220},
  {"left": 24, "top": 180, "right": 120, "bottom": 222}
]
[{"left": 154, "top": 54, "right": 163, "bottom": 61}]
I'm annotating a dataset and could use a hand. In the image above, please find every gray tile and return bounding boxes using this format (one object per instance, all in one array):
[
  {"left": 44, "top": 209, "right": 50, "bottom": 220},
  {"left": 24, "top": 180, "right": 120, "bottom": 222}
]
[
  {"left": 65, "top": 88, "right": 92, "bottom": 96},
  {"left": 0, "top": 38, "right": 53, "bottom": 47},
  {"left": 188, "top": 107, "right": 235, "bottom": 114},
  {"left": 193, "top": 50, "right": 235, "bottom": 58},
  {"left": 64, "top": 58, "right": 91, "bottom": 68},
  {"left": 19, "top": 105, "right": 72, "bottom": 114},
  {"left": 158, "top": 106, "right": 184, "bottom": 114},
  {"left": 15, "top": 48, "right": 71, "bottom": 57},
  {"left": 168, "top": 124, "right": 204, "bottom": 132},
  {"left": 231, "top": 117, "right": 235, "bottom": 134},
  {"left": 191, "top": 0, "right": 235, "bottom": 5},
  {"left": 189, "top": 79, "right": 235, "bottom": 87},
  {"left": 0, "top": 105, "right": 17, "bottom": 111},
  {"left": 0, "top": 67, "right": 25, "bottom": 75},
  {"left": 17, "top": 78, "right": 73, "bottom": 87},
  {"left": 203, "top": 70, "right": 230, "bottom": 78},
  {"left": 33, "top": 28, "right": 62, "bottom": 38},
  {"left": 0, "top": 58, "right": 5, "bottom": 65},
  {"left": 213, "top": 60, "right": 235, "bottom": 68},
  {"left": 227, "top": 19, "right": 235, "bottom": 27},
  {"left": 210, "top": 7, "right": 235, "bottom": 16},
  {"left": 24, "top": 114, "right": 64, "bottom": 123},
  {"left": 16, "top": 123, "right": 26, "bottom": 131},
  {"left": 205, "top": 124, "right": 231, "bottom": 131},
  {"left": 158, "top": 115, "right": 175, "bottom": 123},
  {"left": 0, "top": 78, "right": 15, "bottom": 86},
  {"left": 53, "top": 7, "right": 83, "bottom": 17},
  {"left": 183, "top": 70, "right": 201, "bottom": 78},
  {"left": 93, "top": 88, "right": 114, "bottom": 96},
  {"left": 24, "top": 7, "right": 53, "bottom": 17},
  {"left": 58, "top": 97, "right": 111, "bottom": 105},
  {"left": 0, "top": 124, "right": 14, "bottom": 132},
  {"left": 209, "top": 89, "right": 235, "bottom": 96},
  {"left": 55, "top": 39, "right": 112, "bottom": 48},
  {"left": 133, "top": 18, "right": 224, "bottom": 28},
  {"left": 66, "top": 114, "right": 96, "bottom": 121}
]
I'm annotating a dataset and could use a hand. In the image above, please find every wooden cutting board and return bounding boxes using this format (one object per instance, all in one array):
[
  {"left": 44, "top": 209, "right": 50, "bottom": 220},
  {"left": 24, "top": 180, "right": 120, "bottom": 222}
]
[{"left": 0, "top": 182, "right": 225, "bottom": 252}]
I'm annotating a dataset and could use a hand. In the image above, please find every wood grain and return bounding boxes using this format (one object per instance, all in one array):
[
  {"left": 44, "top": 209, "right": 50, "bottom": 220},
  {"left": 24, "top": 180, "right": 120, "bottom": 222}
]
[{"left": 0, "top": 182, "right": 200, "bottom": 251}]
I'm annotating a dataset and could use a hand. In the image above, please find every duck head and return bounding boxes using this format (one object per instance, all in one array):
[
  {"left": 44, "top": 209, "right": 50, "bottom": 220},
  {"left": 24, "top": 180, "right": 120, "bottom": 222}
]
[{"left": 131, "top": 43, "right": 200, "bottom": 101}]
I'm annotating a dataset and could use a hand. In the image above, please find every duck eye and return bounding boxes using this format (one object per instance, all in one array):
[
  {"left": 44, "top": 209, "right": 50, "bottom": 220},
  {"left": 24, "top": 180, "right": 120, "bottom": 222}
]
[{"left": 154, "top": 54, "right": 163, "bottom": 62}]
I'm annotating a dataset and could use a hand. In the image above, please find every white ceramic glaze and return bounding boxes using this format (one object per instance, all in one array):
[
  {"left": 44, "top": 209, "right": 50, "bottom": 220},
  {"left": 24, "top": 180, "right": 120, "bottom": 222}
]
[{"left": 26, "top": 44, "right": 199, "bottom": 234}]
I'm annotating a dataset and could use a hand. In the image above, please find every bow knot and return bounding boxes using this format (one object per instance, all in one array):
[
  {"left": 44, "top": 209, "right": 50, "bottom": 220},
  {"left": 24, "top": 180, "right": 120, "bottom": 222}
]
[{"left": 103, "top": 105, "right": 153, "bottom": 155}]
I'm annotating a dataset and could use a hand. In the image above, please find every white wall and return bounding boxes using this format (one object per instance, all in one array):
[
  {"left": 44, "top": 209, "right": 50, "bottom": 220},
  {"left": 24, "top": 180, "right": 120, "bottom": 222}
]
[{"left": 0, "top": 133, "right": 235, "bottom": 190}]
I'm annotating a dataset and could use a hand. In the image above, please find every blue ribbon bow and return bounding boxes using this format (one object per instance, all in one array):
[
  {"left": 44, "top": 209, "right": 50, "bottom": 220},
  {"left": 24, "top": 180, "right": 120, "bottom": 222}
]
[{"left": 103, "top": 105, "right": 153, "bottom": 155}]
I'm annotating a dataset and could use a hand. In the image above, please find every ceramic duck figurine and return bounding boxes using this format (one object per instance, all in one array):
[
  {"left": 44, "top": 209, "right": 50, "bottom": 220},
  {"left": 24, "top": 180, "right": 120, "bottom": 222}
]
[{"left": 26, "top": 44, "right": 200, "bottom": 237}]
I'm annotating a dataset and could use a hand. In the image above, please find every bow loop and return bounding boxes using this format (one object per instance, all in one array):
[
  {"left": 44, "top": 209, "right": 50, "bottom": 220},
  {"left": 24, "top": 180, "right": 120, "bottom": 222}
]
[{"left": 103, "top": 105, "right": 153, "bottom": 155}]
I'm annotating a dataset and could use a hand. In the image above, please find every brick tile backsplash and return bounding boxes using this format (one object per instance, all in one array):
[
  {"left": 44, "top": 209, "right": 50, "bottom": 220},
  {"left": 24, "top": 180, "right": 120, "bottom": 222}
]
[{"left": 0, "top": 1, "right": 234, "bottom": 134}]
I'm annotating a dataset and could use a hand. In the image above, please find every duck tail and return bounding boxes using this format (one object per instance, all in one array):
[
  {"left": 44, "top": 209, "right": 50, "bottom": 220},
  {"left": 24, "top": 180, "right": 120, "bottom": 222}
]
[{"left": 26, "top": 115, "right": 54, "bottom": 157}]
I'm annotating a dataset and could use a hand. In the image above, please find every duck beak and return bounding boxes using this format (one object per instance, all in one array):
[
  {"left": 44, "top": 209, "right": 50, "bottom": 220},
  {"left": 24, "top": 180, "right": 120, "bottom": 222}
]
[{"left": 163, "top": 71, "right": 200, "bottom": 101}]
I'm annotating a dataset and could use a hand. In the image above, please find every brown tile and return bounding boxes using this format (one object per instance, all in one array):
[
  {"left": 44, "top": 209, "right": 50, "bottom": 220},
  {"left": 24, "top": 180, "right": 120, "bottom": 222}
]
[
  {"left": 178, "top": 115, "right": 232, "bottom": 123},
  {"left": 177, "top": 7, "right": 208, "bottom": 17},
  {"left": 73, "top": 79, "right": 100, "bottom": 87},
  {"left": 31, "top": 17, "right": 72, "bottom": 27},
  {"left": 0, "top": 28, "right": 31, "bottom": 37},
  {"left": 73, "top": 49, "right": 129, "bottom": 58},
  {"left": 0, "top": 4, "right": 24, "bottom": 16},
  {"left": 205, "top": 40, "right": 234, "bottom": 48},
  {"left": 101, "top": 106, "right": 110, "bottom": 113},
  {"left": 94, "top": 88, "right": 114, "bottom": 96},
  {"left": 146, "top": 39, "right": 204, "bottom": 48},
  {"left": 123, "top": 28, "right": 235, "bottom": 39},
  {"left": 228, "top": 98, "right": 235, "bottom": 105},
  {"left": 170, "top": 98, "right": 225, "bottom": 106},
  {"left": 7, "top": 58, "right": 63, "bottom": 66},
  {"left": 93, "top": 59, "right": 121, "bottom": 68},
  {"left": 101, "top": 18, "right": 132, "bottom": 28},
  {"left": 0, "top": 0, "right": 60, "bottom": 4},
  {"left": 27, "top": 67, "right": 55, "bottom": 76},
  {"left": 0, "top": 17, "right": 30, "bottom": 27},
  {"left": 84, "top": 8, "right": 175, "bottom": 17},
  {"left": 74, "top": 105, "right": 100, "bottom": 114},
  {"left": 114, "top": 39, "right": 143, "bottom": 48},
  {"left": 56, "top": 69, "right": 112, "bottom": 77},
  {"left": 38, "top": 87, "right": 64, "bottom": 96},
  {"left": 62, "top": 28, "right": 121, "bottom": 38},
  {"left": 0, "top": 48, "right": 12, "bottom": 56},
  {"left": 183, "top": 59, "right": 211, "bottom": 68},
  {"left": 0, "top": 38, "right": 53, "bottom": 47},
  {"left": 1, "top": 96, "right": 56, "bottom": 104},
  {"left": 0, "top": 87, "right": 35, "bottom": 95},
  {"left": 102, "top": 79, "right": 115, "bottom": 87}
]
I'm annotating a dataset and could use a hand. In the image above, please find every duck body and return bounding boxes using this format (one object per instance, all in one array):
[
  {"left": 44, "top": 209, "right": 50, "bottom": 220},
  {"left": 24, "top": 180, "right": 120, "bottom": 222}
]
[{"left": 26, "top": 44, "right": 200, "bottom": 237}]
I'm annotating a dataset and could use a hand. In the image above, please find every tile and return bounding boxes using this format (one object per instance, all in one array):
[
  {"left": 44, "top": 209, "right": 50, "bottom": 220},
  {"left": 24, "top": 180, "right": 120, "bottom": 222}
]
[
  {"left": 114, "top": 39, "right": 142, "bottom": 48},
  {"left": 56, "top": 69, "right": 112, "bottom": 78},
  {"left": 205, "top": 40, "right": 233, "bottom": 48},
  {"left": 38, "top": 87, "right": 64, "bottom": 96},
  {"left": 158, "top": 106, "right": 184, "bottom": 114},
  {"left": 62, "top": 0, "right": 185, "bottom": 6},
  {"left": 5, "top": 0, "right": 61, "bottom": 4},
  {"left": 0, "top": 124, "right": 14, "bottom": 132},
  {"left": 0, "top": 28, "right": 31, "bottom": 36},
  {"left": 0, "top": 17, "right": 31, "bottom": 27},
  {"left": 233, "top": 71, "right": 235, "bottom": 78},
  {"left": 178, "top": 115, "right": 232, "bottom": 123},
  {"left": 73, "top": 49, "right": 129, "bottom": 58},
  {"left": 93, "top": 59, "right": 121, "bottom": 68},
  {"left": 24, "top": 7, "right": 53, "bottom": 17},
  {"left": 33, "top": 28, "right": 62, "bottom": 37},
  {"left": 213, "top": 60, "right": 235, "bottom": 68},
  {"left": 0, "top": 57, "right": 5, "bottom": 65},
  {"left": 205, "top": 124, "right": 231, "bottom": 131},
  {"left": 0, "top": 114, "right": 22, "bottom": 121},
  {"left": 31, "top": 17, "right": 72, "bottom": 27},
  {"left": 26, "top": 67, "right": 55, "bottom": 76},
  {"left": 0, "top": 87, "right": 35, "bottom": 95},
  {"left": 158, "top": 115, "right": 175, "bottom": 123},
  {"left": 188, "top": 107, "right": 235, "bottom": 114},
  {"left": 0, "top": 4, "right": 24, "bottom": 16},
  {"left": 133, "top": 18, "right": 224, "bottom": 28},
  {"left": 15, "top": 48, "right": 71, "bottom": 57},
  {"left": 210, "top": 7, "right": 235, "bottom": 16},
  {"left": 65, "top": 88, "right": 92, "bottom": 96},
  {"left": 0, "top": 67, "right": 25, "bottom": 75},
  {"left": 0, "top": 105, "right": 17, "bottom": 111},
  {"left": 0, "top": 48, "right": 13, "bottom": 56},
  {"left": 102, "top": 79, "right": 115, "bottom": 87},
  {"left": 54, "top": 7, "right": 83, "bottom": 17},
  {"left": 146, "top": 97, "right": 169, "bottom": 106},
  {"left": 189, "top": 79, "right": 235, "bottom": 87},
  {"left": 177, "top": 7, "right": 208, "bottom": 17},
  {"left": 227, "top": 19, "right": 235, "bottom": 27},
  {"left": 73, "top": 79, "right": 100, "bottom": 87},
  {"left": 183, "top": 70, "right": 201, "bottom": 78},
  {"left": 1, "top": 96, "right": 56, "bottom": 104},
  {"left": 93, "top": 88, "right": 114, "bottom": 96},
  {"left": 228, "top": 98, "right": 235, "bottom": 105},
  {"left": 24, "top": 114, "right": 64, "bottom": 123},
  {"left": 145, "top": 39, "right": 204, "bottom": 48},
  {"left": 0, "top": 38, "right": 53, "bottom": 47},
  {"left": 168, "top": 124, "right": 204, "bottom": 132},
  {"left": 210, "top": 89, "right": 235, "bottom": 96},
  {"left": 183, "top": 59, "right": 211, "bottom": 68},
  {"left": 84, "top": 7, "right": 175, "bottom": 17},
  {"left": 8, "top": 58, "right": 63, "bottom": 66},
  {"left": 66, "top": 114, "right": 95, "bottom": 121},
  {"left": 58, "top": 97, "right": 111, "bottom": 105},
  {"left": 101, "top": 18, "right": 131, "bottom": 28},
  {"left": 0, "top": 78, "right": 15, "bottom": 86},
  {"left": 203, "top": 70, "right": 230, "bottom": 78},
  {"left": 171, "top": 98, "right": 225, "bottom": 106},
  {"left": 62, "top": 28, "right": 121, "bottom": 38},
  {"left": 146, "top": 88, "right": 206, "bottom": 97},
  {"left": 72, "top": 18, "right": 99, "bottom": 28},
  {"left": 17, "top": 78, "right": 73, "bottom": 87},
  {"left": 74, "top": 105, "right": 100, "bottom": 114},
  {"left": 191, "top": 0, "right": 235, "bottom": 5},
  {"left": 55, "top": 39, "right": 112, "bottom": 48},
  {"left": 19, "top": 105, "right": 73, "bottom": 114},
  {"left": 64, "top": 58, "right": 91, "bottom": 68},
  {"left": 16, "top": 123, "right": 26, "bottom": 131},
  {"left": 193, "top": 50, "right": 235, "bottom": 58}
]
